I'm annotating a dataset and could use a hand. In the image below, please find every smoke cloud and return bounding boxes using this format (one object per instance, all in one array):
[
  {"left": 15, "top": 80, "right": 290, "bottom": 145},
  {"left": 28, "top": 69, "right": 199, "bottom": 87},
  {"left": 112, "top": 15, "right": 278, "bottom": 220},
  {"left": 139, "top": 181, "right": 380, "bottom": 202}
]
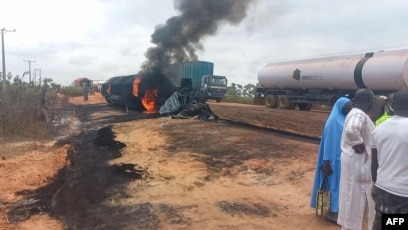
[{"left": 141, "top": 0, "right": 255, "bottom": 72}]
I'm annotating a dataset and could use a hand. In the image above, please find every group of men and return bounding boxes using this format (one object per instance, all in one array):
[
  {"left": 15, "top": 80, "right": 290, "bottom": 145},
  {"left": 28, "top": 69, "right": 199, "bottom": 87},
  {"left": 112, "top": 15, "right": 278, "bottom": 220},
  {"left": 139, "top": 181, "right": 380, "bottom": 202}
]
[{"left": 311, "top": 88, "right": 408, "bottom": 230}]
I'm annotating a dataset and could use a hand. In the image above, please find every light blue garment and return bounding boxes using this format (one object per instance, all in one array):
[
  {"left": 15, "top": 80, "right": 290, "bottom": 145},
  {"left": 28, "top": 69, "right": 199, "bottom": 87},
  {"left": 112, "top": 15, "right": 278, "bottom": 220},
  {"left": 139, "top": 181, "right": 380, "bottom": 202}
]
[{"left": 310, "top": 97, "right": 351, "bottom": 213}]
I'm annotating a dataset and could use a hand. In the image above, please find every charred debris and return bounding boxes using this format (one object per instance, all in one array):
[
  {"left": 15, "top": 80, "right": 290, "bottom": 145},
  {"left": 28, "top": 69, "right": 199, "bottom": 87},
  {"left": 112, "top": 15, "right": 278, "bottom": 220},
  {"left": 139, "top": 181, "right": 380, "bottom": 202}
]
[{"left": 159, "top": 80, "right": 219, "bottom": 121}]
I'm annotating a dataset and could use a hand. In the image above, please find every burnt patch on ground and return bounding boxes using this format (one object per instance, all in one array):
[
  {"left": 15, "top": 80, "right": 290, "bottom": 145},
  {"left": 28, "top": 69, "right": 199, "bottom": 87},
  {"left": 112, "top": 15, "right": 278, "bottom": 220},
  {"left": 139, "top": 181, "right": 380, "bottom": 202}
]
[
  {"left": 67, "top": 203, "right": 160, "bottom": 229},
  {"left": 110, "top": 163, "right": 146, "bottom": 181},
  {"left": 158, "top": 203, "right": 190, "bottom": 224},
  {"left": 162, "top": 120, "right": 308, "bottom": 178},
  {"left": 93, "top": 125, "right": 126, "bottom": 151},
  {"left": 102, "top": 202, "right": 160, "bottom": 229},
  {"left": 216, "top": 201, "right": 271, "bottom": 217},
  {"left": 219, "top": 119, "right": 320, "bottom": 144},
  {"left": 5, "top": 102, "right": 162, "bottom": 229}
]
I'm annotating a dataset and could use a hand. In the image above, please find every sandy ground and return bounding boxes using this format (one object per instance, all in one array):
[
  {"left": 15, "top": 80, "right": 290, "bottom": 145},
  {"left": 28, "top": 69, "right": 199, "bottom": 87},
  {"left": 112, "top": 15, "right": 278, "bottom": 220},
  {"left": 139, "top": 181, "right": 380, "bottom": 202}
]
[{"left": 0, "top": 94, "right": 341, "bottom": 230}]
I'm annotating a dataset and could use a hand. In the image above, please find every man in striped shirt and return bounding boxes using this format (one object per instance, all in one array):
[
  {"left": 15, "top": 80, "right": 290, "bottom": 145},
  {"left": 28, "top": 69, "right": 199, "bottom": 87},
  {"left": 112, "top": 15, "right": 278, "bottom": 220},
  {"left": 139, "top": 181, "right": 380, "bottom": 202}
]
[{"left": 337, "top": 88, "right": 376, "bottom": 230}]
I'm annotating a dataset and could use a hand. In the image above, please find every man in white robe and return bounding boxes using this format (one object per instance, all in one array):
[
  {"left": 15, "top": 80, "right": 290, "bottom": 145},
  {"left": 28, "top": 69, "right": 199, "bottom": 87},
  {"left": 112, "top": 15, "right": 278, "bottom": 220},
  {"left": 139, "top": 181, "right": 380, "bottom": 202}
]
[{"left": 337, "top": 88, "right": 376, "bottom": 230}]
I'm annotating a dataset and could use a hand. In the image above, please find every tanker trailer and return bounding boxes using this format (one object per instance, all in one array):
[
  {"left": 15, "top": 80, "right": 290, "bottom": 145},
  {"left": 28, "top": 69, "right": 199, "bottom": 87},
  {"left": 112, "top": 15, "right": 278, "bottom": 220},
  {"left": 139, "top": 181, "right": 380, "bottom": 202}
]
[
  {"left": 101, "top": 71, "right": 176, "bottom": 112},
  {"left": 255, "top": 49, "right": 408, "bottom": 110}
]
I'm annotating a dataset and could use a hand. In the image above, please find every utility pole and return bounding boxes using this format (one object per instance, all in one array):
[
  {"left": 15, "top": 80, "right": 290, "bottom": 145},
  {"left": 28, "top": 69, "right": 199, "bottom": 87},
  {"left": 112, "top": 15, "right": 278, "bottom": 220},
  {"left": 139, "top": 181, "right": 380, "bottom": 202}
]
[
  {"left": 1, "top": 28, "right": 16, "bottom": 91},
  {"left": 34, "top": 68, "right": 41, "bottom": 85},
  {"left": 24, "top": 59, "right": 36, "bottom": 84}
]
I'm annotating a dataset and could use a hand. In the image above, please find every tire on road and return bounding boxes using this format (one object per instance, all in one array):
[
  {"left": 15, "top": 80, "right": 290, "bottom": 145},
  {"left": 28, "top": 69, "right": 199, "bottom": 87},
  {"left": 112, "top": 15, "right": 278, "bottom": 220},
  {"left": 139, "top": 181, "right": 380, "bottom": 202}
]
[
  {"left": 265, "top": 95, "right": 278, "bottom": 108},
  {"left": 278, "top": 95, "right": 291, "bottom": 109},
  {"left": 298, "top": 103, "right": 312, "bottom": 111}
]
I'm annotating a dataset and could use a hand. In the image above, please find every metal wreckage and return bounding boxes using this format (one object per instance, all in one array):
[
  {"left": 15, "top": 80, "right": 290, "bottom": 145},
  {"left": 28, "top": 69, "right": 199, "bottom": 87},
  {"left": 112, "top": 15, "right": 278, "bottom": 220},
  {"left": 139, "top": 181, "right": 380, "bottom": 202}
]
[{"left": 100, "top": 70, "right": 219, "bottom": 121}]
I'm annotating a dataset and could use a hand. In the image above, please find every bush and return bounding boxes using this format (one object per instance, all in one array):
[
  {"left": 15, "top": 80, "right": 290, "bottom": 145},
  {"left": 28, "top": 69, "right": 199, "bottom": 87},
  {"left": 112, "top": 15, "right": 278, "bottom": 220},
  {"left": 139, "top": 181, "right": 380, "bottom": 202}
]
[
  {"left": 0, "top": 84, "right": 58, "bottom": 141},
  {"left": 60, "top": 86, "right": 85, "bottom": 97}
]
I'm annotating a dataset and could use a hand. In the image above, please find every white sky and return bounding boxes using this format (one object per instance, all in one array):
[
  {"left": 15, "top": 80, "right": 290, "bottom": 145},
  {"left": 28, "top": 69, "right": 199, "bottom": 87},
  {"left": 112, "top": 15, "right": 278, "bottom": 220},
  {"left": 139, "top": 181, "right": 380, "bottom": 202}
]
[{"left": 1, "top": 0, "right": 408, "bottom": 86}]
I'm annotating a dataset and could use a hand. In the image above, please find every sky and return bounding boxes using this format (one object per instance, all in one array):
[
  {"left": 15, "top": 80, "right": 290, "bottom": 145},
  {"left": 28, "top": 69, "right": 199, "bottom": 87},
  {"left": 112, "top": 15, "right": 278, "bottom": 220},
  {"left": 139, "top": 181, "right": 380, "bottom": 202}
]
[{"left": 1, "top": 0, "right": 408, "bottom": 86}]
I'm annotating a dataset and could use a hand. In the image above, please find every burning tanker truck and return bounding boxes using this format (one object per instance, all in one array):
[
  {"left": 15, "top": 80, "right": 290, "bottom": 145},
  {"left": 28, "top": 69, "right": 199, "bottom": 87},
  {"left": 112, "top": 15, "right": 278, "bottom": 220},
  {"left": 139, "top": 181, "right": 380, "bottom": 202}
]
[
  {"left": 254, "top": 48, "right": 408, "bottom": 111},
  {"left": 100, "top": 71, "right": 176, "bottom": 113},
  {"left": 100, "top": 61, "right": 226, "bottom": 118}
]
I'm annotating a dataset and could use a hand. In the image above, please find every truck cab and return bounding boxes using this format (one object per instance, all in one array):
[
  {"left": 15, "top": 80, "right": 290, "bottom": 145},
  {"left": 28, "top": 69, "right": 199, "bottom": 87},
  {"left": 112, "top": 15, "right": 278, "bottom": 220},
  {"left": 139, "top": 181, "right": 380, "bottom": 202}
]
[{"left": 201, "top": 75, "right": 228, "bottom": 102}]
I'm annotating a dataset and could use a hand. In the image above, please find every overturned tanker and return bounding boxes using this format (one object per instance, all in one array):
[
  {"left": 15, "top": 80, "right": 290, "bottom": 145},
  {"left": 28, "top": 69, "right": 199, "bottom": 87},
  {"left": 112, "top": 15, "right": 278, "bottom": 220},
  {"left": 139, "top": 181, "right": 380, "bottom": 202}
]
[{"left": 101, "top": 71, "right": 176, "bottom": 112}]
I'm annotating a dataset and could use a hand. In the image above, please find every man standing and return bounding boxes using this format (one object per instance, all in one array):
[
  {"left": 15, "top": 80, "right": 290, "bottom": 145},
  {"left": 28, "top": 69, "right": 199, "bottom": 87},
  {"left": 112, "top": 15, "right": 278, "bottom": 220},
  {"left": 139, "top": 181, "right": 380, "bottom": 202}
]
[
  {"left": 371, "top": 89, "right": 408, "bottom": 230},
  {"left": 83, "top": 83, "right": 89, "bottom": 102},
  {"left": 337, "top": 88, "right": 376, "bottom": 230}
]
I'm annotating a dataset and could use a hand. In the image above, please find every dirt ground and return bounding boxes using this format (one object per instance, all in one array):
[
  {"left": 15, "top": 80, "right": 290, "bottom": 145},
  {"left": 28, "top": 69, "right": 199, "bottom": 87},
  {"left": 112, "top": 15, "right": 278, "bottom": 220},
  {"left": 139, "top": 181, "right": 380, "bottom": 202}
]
[{"left": 0, "top": 93, "right": 341, "bottom": 230}]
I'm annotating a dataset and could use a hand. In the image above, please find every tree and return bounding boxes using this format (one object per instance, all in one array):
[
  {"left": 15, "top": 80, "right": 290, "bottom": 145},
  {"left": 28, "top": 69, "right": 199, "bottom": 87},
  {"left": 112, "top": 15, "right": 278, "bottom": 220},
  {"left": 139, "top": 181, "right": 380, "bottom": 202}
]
[
  {"left": 236, "top": 84, "right": 243, "bottom": 95},
  {"left": 227, "top": 83, "right": 240, "bottom": 96},
  {"left": 0, "top": 72, "right": 14, "bottom": 86},
  {"left": 7, "top": 72, "right": 13, "bottom": 81},
  {"left": 242, "top": 83, "right": 256, "bottom": 97},
  {"left": 13, "top": 75, "right": 22, "bottom": 84},
  {"left": 227, "top": 83, "right": 258, "bottom": 97}
]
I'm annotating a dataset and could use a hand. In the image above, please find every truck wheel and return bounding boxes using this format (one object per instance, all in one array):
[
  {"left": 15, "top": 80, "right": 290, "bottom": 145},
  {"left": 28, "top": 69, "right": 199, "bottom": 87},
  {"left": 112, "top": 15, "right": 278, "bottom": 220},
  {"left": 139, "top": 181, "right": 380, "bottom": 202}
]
[
  {"left": 278, "top": 95, "right": 291, "bottom": 109},
  {"left": 216, "top": 98, "right": 222, "bottom": 103},
  {"left": 298, "top": 103, "right": 312, "bottom": 111},
  {"left": 265, "top": 95, "right": 278, "bottom": 108}
]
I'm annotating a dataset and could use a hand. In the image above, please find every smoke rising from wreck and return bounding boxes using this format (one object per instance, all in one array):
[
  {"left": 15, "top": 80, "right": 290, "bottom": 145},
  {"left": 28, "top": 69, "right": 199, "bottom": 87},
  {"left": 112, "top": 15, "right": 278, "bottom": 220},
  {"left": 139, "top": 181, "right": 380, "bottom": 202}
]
[{"left": 141, "top": 0, "right": 254, "bottom": 73}]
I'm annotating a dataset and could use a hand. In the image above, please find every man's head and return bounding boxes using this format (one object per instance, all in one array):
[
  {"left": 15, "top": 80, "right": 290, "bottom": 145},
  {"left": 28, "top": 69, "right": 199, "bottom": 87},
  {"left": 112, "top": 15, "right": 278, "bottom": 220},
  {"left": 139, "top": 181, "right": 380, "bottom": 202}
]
[
  {"left": 342, "top": 101, "right": 353, "bottom": 115},
  {"left": 353, "top": 88, "right": 375, "bottom": 112},
  {"left": 391, "top": 90, "right": 408, "bottom": 117}
]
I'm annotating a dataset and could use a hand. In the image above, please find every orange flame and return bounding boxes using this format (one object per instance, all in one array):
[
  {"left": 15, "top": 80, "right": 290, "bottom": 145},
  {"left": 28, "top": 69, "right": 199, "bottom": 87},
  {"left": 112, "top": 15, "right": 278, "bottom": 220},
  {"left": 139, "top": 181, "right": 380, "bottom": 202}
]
[
  {"left": 133, "top": 77, "right": 141, "bottom": 97},
  {"left": 141, "top": 88, "right": 158, "bottom": 113}
]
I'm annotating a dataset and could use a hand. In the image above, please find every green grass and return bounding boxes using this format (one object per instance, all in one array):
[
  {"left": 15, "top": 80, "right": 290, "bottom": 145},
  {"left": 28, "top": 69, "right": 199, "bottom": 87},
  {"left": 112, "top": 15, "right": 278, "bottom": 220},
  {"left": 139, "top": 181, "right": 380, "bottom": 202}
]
[
  {"left": 222, "top": 96, "right": 254, "bottom": 104},
  {"left": 60, "top": 86, "right": 85, "bottom": 97}
]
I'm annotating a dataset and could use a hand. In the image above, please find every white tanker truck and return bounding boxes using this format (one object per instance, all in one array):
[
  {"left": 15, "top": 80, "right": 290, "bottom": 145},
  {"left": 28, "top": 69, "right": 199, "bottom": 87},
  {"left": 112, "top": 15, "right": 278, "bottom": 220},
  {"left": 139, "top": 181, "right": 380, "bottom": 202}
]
[{"left": 254, "top": 49, "right": 408, "bottom": 110}]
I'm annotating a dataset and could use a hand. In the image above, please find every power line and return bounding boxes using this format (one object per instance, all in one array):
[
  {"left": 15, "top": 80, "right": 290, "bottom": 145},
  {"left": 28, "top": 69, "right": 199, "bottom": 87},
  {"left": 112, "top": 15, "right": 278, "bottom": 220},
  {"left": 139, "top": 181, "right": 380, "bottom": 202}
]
[
  {"left": 1, "top": 28, "right": 16, "bottom": 91},
  {"left": 5, "top": 43, "right": 29, "bottom": 60},
  {"left": 9, "top": 37, "right": 35, "bottom": 60}
]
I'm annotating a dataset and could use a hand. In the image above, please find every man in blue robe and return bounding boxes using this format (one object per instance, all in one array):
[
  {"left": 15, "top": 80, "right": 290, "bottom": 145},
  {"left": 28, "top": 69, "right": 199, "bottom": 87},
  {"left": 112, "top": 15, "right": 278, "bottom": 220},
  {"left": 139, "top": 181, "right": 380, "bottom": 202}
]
[{"left": 310, "top": 97, "right": 352, "bottom": 222}]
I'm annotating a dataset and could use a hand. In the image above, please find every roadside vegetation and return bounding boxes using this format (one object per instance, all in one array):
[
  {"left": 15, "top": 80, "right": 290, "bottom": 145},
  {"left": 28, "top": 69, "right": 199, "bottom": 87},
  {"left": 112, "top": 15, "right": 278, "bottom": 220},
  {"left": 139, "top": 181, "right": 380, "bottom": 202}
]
[
  {"left": 59, "top": 86, "right": 86, "bottom": 97},
  {"left": 0, "top": 75, "right": 60, "bottom": 142},
  {"left": 223, "top": 82, "right": 258, "bottom": 104}
]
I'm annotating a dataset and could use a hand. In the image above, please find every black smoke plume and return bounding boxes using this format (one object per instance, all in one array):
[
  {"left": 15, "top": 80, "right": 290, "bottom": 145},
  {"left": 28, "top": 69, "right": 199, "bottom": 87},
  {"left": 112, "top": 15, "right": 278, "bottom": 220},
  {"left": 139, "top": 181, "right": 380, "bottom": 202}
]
[{"left": 141, "top": 0, "right": 254, "bottom": 72}]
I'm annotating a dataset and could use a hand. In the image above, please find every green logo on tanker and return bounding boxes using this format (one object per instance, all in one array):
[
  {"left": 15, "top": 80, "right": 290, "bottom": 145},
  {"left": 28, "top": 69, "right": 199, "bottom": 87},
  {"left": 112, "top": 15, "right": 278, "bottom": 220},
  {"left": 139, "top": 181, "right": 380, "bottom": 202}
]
[{"left": 292, "top": 68, "right": 301, "bottom": 81}]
